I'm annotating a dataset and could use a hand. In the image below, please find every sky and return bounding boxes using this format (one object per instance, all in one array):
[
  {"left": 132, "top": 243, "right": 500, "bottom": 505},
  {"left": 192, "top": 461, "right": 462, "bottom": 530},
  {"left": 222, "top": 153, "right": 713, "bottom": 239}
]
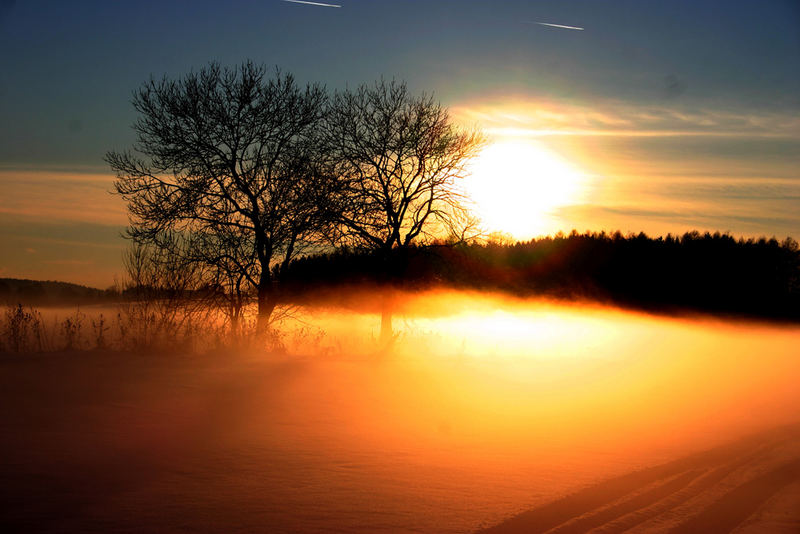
[{"left": 1, "top": 0, "right": 798, "bottom": 286}]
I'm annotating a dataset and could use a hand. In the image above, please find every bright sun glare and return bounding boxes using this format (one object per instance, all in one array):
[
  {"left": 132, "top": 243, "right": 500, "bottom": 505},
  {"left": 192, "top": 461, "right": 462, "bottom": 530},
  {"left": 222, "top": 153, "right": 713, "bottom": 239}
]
[{"left": 464, "top": 138, "right": 585, "bottom": 240}]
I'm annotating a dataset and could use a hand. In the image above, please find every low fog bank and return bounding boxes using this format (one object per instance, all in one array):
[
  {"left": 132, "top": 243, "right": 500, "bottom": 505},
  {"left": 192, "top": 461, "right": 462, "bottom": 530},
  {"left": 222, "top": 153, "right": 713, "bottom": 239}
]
[
  {"left": 287, "top": 285, "right": 800, "bottom": 327},
  {"left": 289, "top": 291, "right": 800, "bottom": 447},
  {"left": 1, "top": 292, "right": 798, "bottom": 532},
  {"left": 2, "top": 276, "right": 797, "bottom": 358}
]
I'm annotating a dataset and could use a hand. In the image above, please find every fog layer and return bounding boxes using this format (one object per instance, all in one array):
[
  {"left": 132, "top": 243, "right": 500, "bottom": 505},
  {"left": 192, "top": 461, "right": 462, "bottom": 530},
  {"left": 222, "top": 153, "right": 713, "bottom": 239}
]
[{"left": 1, "top": 292, "right": 798, "bottom": 532}]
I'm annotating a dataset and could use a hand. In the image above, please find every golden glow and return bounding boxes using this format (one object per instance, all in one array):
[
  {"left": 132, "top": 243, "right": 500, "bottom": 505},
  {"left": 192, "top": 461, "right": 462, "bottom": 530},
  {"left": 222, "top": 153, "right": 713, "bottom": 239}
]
[
  {"left": 464, "top": 138, "right": 586, "bottom": 239},
  {"left": 408, "top": 308, "right": 620, "bottom": 362},
  {"left": 284, "top": 291, "right": 800, "bottom": 456},
  {"left": 14, "top": 293, "right": 800, "bottom": 533}
]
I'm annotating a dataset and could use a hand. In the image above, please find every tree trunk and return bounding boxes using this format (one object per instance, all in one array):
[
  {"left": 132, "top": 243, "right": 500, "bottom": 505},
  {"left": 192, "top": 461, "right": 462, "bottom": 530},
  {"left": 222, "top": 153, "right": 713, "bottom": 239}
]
[
  {"left": 379, "top": 291, "right": 394, "bottom": 346},
  {"left": 230, "top": 313, "right": 241, "bottom": 341},
  {"left": 378, "top": 247, "right": 395, "bottom": 347},
  {"left": 230, "top": 280, "right": 244, "bottom": 341},
  {"left": 256, "top": 271, "right": 276, "bottom": 335}
]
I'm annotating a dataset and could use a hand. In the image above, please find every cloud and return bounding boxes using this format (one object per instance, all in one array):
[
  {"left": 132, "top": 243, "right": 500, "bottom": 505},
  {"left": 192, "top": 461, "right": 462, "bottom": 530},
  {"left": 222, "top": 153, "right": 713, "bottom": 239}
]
[
  {"left": 556, "top": 203, "right": 800, "bottom": 239},
  {"left": 0, "top": 214, "right": 124, "bottom": 286},
  {"left": 0, "top": 212, "right": 124, "bottom": 251},
  {"left": 451, "top": 98, "right": 800, "bottom": 139},
  {"left": 0, "top": 168, "right": 127, "bottom": 226},
  {"left": 43, "top": 259, "right": 94, "bottom": 266}
]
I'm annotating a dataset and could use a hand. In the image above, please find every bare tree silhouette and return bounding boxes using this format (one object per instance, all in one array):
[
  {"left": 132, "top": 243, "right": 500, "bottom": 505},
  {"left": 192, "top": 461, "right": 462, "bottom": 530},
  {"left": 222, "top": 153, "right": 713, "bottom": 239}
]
[
  {"left": 107, "top": 61, "right": 340, "bottom": 332},
  {"left": 120, "top": 238, "right": 212, "bottom": 349},
  {"left": 325, "top": 79, "right": 485, "bottom": 342}
]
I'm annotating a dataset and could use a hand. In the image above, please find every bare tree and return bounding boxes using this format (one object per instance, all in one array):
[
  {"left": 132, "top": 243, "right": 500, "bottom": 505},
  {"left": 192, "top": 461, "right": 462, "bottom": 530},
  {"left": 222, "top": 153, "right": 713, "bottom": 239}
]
[
  {"left": 120, "top": 238, "right": 211, "bottom": 349},
  {"left": 107, "top": 62, "right": 340, "bottom": 332},
  {"left": 325, "top": 79, "right": 485, "bottom": 341},
  {"left": 178, "top": 226, "right": 255, "bottom": 340}
]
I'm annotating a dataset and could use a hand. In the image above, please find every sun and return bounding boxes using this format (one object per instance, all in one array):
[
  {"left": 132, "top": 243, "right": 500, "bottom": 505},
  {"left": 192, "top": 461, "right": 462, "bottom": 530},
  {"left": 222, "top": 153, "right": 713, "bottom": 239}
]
[{"left": 463, "top": 138, "right": 586, "bottom": 240}]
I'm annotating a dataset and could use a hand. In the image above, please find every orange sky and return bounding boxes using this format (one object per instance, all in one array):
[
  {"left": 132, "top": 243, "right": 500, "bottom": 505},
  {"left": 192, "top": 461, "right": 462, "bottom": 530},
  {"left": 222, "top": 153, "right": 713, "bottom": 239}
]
[
  {"left": 2, "top": 95, "right": 799, "bottom": 287},
  {"left": 2, "top": 105, "right": 798, "bottom": 287}
]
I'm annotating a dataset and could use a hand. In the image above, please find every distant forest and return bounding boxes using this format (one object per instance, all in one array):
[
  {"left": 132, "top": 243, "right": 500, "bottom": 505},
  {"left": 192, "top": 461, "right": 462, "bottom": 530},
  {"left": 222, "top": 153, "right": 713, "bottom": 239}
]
[
  {"left": 4, "top": 231, "right": 799, "bottom": 322},
  {"left": 282, "top": 231, "right": 800, "bottom": 322},
  {"left": 0, "top": 279, "right": 117, "bottom": 306}
]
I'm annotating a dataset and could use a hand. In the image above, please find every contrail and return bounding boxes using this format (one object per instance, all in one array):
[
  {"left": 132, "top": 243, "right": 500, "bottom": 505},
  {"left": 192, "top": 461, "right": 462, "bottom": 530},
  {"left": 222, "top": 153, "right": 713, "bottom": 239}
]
[
  {"left": 529, "top": 21, "right": 584, "bottom": 31},
  {"left": 280, "top": 0, "right": 342, "bottom": 7}
]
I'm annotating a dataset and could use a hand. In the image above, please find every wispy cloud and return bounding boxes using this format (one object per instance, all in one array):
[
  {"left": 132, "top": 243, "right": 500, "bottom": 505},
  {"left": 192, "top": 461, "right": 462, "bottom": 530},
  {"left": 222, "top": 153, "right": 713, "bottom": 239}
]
[
  {"left": 280, "top": 0, "right": 341, "bottom": 7},
  {"left": 451, "top": 98, "right": 800, "bottom": 139},
  {"left": 43, "top": 259, "right": 94, "bottom": 266},
  {"left": 0, "top": 214, "right": 124, "bottom": 286},
  {"left": 526, "top": 21, "right": 584, "bottom": 31},
  {"left": 561, "top": 202, "right": 800, "bottom": 237},
  {"left": 0, "top": 169, "right": 127, "bottom": 225}
]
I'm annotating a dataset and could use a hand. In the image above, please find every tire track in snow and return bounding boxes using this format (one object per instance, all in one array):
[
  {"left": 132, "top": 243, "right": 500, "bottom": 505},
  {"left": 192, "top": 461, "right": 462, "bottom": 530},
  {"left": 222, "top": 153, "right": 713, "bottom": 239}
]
[{"left": 476, "top": 424, "right": 800, "bottom": 534}]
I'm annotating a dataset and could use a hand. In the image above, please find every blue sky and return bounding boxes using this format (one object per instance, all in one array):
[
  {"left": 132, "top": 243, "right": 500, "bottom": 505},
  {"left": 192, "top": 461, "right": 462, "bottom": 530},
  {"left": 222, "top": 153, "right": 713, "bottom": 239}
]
[{"left": 1, "top": 0, "right": 798, "bottom": 285}]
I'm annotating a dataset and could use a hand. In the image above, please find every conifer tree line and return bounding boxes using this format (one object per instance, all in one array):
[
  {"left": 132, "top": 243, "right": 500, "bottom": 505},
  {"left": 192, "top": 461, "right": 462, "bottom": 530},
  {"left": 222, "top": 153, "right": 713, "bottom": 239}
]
[{"left": 282, "top": 231, "right": 800, "bottom": 321}]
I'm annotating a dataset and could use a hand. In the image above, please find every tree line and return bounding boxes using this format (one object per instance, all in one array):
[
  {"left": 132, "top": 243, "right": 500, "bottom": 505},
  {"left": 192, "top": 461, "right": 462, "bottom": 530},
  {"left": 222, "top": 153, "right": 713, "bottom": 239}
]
[
  {"left": 107, "top": 61, "right": 484, "bottom": 335},
  {"left": 282, "top": 231, "right": 800, "bottom": 321},
  {"left": 0, "top": 279, "right": 117, "bottom": 307}
]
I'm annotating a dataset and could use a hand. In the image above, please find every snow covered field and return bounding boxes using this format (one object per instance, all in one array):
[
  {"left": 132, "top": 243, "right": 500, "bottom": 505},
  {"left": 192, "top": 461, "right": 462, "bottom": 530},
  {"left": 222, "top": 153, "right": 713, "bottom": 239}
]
[{"left": 1, "top": 295, "right": 798, "bottom": 533}]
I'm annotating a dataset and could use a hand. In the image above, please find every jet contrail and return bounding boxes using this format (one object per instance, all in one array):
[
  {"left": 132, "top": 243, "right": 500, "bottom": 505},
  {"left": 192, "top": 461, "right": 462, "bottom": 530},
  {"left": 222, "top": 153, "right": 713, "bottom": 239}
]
[
  {"left": 530, "top": 21, "right": 585, "bottom": 31},
  {"left": 280, "top": 0, "right": 342, "bottom": 7}
]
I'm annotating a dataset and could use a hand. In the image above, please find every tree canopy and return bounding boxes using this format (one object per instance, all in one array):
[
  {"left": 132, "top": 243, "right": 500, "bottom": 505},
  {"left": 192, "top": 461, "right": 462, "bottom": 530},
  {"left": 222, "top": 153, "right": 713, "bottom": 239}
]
[
  {"left": 326, "top": 79, "right": 485, "bottom": 252},
  {"left": 107, "top": 62, "right": 340, "bottom": 328},
  {"left": 108, "top": 63, "right": 483, "bottom": 331}
]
